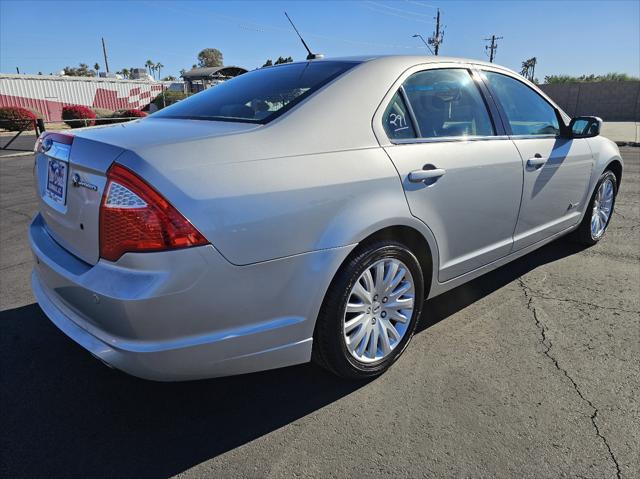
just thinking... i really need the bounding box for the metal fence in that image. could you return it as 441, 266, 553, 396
0, 116, 143, 152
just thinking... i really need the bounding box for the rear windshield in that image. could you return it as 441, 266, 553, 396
154, 61, 359, 124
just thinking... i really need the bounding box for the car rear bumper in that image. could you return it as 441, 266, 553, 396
29, 213, 354, 381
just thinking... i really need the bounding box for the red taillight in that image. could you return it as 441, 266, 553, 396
99, 163, 208, 262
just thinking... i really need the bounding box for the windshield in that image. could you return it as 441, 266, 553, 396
155, 61, 359, 124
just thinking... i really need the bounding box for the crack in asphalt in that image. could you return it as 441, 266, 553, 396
523, 288, 639, 315
518, 278, 623, 479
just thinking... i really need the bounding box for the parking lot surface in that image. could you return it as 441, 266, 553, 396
1, 148, 638, 478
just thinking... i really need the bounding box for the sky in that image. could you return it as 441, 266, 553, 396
1, 0, 638, 81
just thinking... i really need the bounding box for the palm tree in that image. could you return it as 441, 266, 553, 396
155, 62, 164, 81
145, 59, 154, 77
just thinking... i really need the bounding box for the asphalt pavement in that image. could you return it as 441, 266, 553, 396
0, 149, 638, 478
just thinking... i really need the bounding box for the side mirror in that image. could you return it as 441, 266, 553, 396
569, 116, 602, 139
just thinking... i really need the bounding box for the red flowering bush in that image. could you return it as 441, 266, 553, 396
110, 108, 148, 124
0, 106, 38, 131
119, 109, 147, 118
62, 105, 96, 128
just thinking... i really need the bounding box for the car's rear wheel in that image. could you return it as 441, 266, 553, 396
313, 240, 424, 378
574, 170, 617, 245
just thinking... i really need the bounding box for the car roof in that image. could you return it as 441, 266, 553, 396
280, 54, 517, 75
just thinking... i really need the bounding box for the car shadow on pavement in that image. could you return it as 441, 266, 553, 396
0, 239, 586, 478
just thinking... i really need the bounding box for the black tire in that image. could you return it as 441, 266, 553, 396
312, 240, 424, 378
573, 170, 618, 246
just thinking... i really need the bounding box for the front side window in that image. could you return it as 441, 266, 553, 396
483, 71, 559, 136
401, 69, 495, 139
155, 61, 358, 124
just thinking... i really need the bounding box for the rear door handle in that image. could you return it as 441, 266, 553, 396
408, 168, 447, 183
527, 154, 548, 168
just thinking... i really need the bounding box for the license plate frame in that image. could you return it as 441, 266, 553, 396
46, 156, 69, 205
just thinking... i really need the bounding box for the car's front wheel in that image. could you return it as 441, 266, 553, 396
313, 240, 424, 378
574, 170, 618, 245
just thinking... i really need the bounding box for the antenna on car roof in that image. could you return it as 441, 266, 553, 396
284, 12, 324, 61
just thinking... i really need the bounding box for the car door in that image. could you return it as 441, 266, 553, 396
480, 70, 594, 250
376, 66, 524, 283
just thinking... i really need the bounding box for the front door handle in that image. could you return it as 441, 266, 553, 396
527, 154, 548, 168
408, 168, 447, 183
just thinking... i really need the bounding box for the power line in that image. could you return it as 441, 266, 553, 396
484, 34, 503, 63
368, 0, 435, 18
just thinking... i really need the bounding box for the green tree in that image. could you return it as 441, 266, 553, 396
197, 48, 224, 67
262, 59, 273, 67
162, 75, 176, 81
155, 62, 164, 80
274, 56, 293, 65
145, 59, 155, 77
544, 72, 639, 84
94, 62, 100, 72
63, 63, 97, 77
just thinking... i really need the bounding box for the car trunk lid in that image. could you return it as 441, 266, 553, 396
35, 134, 124, 265
34, 119, 258, 266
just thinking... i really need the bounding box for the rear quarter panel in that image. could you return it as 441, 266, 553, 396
117, 147, 417, 265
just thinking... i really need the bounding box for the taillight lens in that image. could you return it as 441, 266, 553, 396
99, 163, 208, 262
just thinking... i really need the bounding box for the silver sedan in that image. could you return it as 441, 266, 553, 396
30, 56, 623, 380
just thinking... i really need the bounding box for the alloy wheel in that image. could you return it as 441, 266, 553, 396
591, 178, 614, 239
343, 258, 415, 363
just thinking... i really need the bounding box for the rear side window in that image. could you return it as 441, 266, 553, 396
383, 92, 416, 140
483, 71, 559, 136
401, 69, 495, 139
155, 61, 358, 124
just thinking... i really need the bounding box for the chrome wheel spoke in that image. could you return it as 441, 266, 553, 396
357, 327, 372, 356
389, 280, 411, 299
346, 301, 367, 314
388, 309, 409, 323
344, 313, 367, 334
367, 323, 380, 358
386, 267, 406, 295
352, 281, 372, 303
348, 322, 369, 352
379, 323, 392, 354
382, 318, 401, 342
386, 296, 414, 311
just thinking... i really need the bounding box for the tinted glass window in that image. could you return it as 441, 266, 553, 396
402, 69, 494, 138
383, 92, 417, 140
483, 71, 559, 136
155, 61, 358, 124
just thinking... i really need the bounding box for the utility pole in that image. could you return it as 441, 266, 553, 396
484, 35, 503, 63
429, 8, 444, 56
101, 37, 110, 73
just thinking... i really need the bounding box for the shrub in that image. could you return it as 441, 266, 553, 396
120, 109, 147, 118
110, 109, 147, 124
92, 107, 115, 125
151, 90, 188, 110
62, 105, 96, 128
0, 106, 38, 131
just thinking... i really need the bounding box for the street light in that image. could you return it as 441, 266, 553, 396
412, 34, 434, 55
